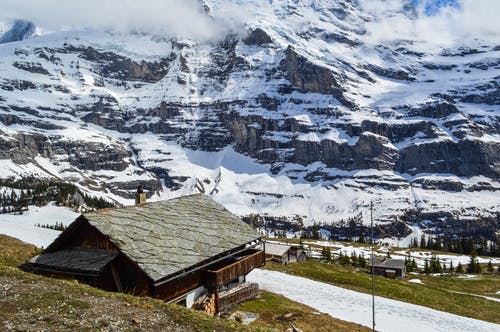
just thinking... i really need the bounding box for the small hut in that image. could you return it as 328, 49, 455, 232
370, 257, 406, 278
265, 242, 307, 264
22, 194, 265, 314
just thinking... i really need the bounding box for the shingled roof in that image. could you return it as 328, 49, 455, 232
265, 242, 291, 257
69, 194, 261, 282
370, 257, 405, 269
28, 248, 119, 276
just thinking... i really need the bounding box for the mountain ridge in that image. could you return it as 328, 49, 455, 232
0, 0, 498, 238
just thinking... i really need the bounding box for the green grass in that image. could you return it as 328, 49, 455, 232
263, 260, 500, 324
0, 234, 41, 266
418, 274, 500, 297
237, 291, 369, 332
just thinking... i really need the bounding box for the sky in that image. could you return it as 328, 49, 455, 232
0, 0, 238, 41
360, 0, 500, 45
412, 0, 459, 15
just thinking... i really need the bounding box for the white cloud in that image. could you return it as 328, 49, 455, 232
0, 0, 242, 41
359, 0, 500, 46
0, 0, 497, 46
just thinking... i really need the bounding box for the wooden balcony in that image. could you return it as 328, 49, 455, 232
202, 249, 264, 289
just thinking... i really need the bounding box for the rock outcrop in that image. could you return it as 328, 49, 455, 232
243, 28, 273, 46
0, 20, 36, 44
280, 46, 351, 106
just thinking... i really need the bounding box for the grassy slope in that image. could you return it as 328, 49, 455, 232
263, 260, 500, 324
417, 274, 500, 298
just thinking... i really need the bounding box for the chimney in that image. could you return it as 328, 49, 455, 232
135, 185, 147, 205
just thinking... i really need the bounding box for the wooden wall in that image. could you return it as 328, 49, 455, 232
154, 271, 204, 301
62, 221, 118, 251
38, 218, 152, 296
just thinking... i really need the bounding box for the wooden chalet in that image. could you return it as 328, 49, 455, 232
264, 242, 307, 264
370, 257, 406, 278
22, 194, 265, 314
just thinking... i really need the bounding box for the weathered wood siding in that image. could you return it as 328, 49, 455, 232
68, 222, 118, 251
45, 217, 118, 252
154, 271, 203, 301
217, 283, 259, 312
203, 249, 265, 289
373, 267, 404, 278
112, 255, 151, 295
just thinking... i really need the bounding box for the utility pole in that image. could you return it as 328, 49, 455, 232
370, 201, 375, 332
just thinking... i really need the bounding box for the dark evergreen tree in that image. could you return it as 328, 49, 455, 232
358, 254, 367, 268
321, 247, 332, 262
413, 237, 419, 248
350, 252, 358, 267
411, 259, 417, 272
475, 260, 482, 274
428, 255, 443, 273
486, 260, 494, 273
339, 251, 350, 265
434, 236, 442, 251
424, 259, 430, 274
358, 228, 365, 244
467, 254, 481, 274
420, 234, 426, 249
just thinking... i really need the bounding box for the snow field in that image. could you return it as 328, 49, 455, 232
247, 269, 500, 332
0, 203, 79, 248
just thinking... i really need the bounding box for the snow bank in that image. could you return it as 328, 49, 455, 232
247, 269, 499, 332
408, 279, 423, 284
0, 204, 79, 248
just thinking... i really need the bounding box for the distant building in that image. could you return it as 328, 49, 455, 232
265, 242, 307, 264
370, 257, 406, 278
22, 194, 265, 314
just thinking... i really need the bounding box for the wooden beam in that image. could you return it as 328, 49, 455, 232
110, 264, 123, 292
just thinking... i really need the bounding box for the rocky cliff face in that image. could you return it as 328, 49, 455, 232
0, 0, 498, 236
0, 20, 35, 44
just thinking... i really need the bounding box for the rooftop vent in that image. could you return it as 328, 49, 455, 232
135, 185, 146, 205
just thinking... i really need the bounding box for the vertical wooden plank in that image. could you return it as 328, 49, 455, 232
110, 264, 123, 292
214, 291, 220, 314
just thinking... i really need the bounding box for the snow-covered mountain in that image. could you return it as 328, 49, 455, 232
0, 20, 36, 44
0, 0, 498, 237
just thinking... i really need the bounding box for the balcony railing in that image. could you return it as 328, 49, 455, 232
203, 249, 264, 289
217, 282, 259, 312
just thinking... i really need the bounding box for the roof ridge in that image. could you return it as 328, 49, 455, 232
84, 193, 210, 216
